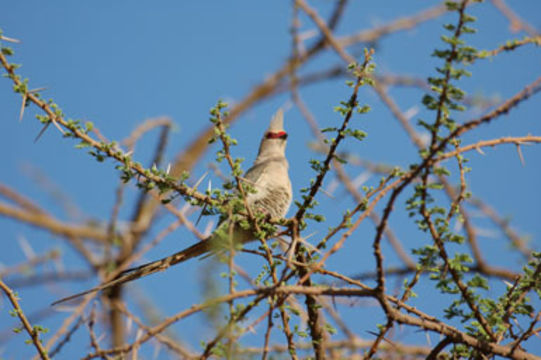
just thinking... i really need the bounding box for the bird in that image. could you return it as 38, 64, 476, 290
52, 109, 292, 305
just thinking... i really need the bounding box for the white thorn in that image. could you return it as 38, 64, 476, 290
96, 332, 106, 344
515, 144, 525, 166
19, 94, 27, 122
193, 171, 209, 190
29, 87, 47, 94
325, 178, 339, 196
135, 328, 144, 341
403, 105, 419, 120
126, 317, 133, 334
17, 235, 35, 259
352, 171, 372, 189
0, 35, 21, 43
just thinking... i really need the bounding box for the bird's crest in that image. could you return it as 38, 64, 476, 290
267, 109, 284, 133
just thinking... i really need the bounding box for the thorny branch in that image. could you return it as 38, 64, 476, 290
1, 1, 540, 359
0, 280, 50, 360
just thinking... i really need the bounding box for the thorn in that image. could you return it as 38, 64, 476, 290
19, 93, 27, 122
194, 176, 212, 227
515, 144, 525, 166
318, 185, 335, 199
193, 171, 209, 190
49, 116, 66, 136
425, 331, 432, 346
152, 343, 163, 360
135, 328, 144, 341
302, 231, 318, 241
238, 176, 255, 186
180, 202, 191, 215
28, 87, 47, 94
165, 163, 171, 175
203, 219, 215, 237
475, 146, 485, 155
53, 304, 80, 312
53, 253, 64, 273
298, 237, 320, 254
473, 226, 498, 238
0, 35, 21, 43
124, 150, 133, 157
288, 234, 320, 255
195, 204, 207, 226
403, 105, 419, 120
299, 29, 318, 42
352, 171, 372, 189
96, 332, 106, 344
453, 218, 464, 232
246, 325, 256, 334
34, 122, 51, 143
419, 132, 431, 147
17, 235, 35, 259
325, 178, 339, 196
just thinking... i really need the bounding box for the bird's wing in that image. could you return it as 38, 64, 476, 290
242, 161, 269, 205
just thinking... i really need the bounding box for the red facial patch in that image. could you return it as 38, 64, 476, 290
266, 131, 287, 139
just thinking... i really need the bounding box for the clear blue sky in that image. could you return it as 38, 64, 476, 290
1, 1, 540, 358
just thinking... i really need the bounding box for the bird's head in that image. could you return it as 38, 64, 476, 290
257, 109, 288, 159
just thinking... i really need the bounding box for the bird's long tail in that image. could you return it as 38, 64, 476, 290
52, 240, 212, 305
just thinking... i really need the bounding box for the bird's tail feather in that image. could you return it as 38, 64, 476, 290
52, 240, 211, 306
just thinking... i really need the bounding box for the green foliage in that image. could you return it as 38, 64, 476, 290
408, 0, 513, 343
33, 325, 49, 334
2, 4, 539, 357
297, 52, 373, 230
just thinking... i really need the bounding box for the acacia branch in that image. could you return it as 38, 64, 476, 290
0, 201, 108, 243
0, 280, 50, 360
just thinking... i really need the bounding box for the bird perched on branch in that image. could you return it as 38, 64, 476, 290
53, 109, 292, 305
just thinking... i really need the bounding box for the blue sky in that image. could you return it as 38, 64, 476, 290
1, 1, 540, 359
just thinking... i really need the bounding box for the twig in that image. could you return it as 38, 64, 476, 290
0, 249, 60, 278
82, 286, 375, 359
0, 280, 50, 360
468, 196, 532, 258
0, 201, 108, 243
490, 0, 540, 36
48, 315, 84, 358
0, 183, 46, 214
436, 136, 541, 162
478, 36, 541, 58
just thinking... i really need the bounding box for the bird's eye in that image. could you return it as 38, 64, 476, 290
266, 131, 288, 140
